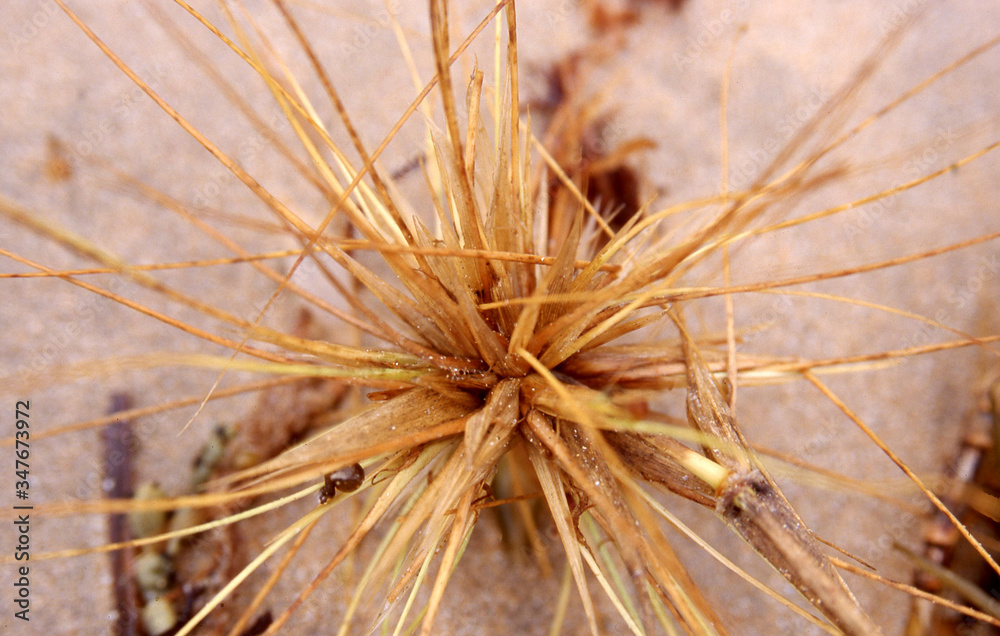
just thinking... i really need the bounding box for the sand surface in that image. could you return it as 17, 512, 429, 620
2, 1, 999, 634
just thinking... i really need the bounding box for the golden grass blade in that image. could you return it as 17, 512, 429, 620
175, 502, 332, 636
219, 387, 475, 486
0, 246, 287, 361
525, 420, 601, 636
225, 512, 320, 636
0, 377, 299, 446
578, 545, 645, 636
831, 557, 1000, 629
418, 486, 476, 635
633, 487, 838, 635
805, 371, 1000, 581
271, 443, 445, 634
22, 483, 319, 563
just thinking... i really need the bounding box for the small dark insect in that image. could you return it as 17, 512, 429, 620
318, 463, 365, 505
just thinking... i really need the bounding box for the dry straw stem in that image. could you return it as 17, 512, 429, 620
2, 0, 1000, 634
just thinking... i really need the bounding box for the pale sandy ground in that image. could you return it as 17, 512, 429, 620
2, 1, 1000, 634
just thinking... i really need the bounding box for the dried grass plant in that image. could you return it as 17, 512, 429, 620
2, 1, 1000, 634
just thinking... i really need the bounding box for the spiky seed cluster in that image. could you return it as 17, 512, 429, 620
190, 2, 889, 634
